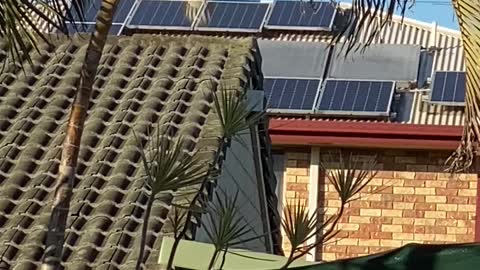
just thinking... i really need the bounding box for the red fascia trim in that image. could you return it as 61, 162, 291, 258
269, 119, 463, 149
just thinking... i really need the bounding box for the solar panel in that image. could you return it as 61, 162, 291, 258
265, 1, 336, 30
72, 0, 134, 23
195, 1, 270, 32
317, 79, 395, 116
264, 78, 321, 112
330, 44, 421, 82
128, 0, 200, 29
64, 23, 124, 35
430, 71, 466, 105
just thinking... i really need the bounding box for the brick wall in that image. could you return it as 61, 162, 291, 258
281, 149, 477, 261
281, 151, 310, 254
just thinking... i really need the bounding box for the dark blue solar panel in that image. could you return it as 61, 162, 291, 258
72, 0, 133, 23
264, 78, 320, 111
266, 1, 336, 30
129, 0, 197, 28
318, 79, 394, 115
430, 71, 466, 104
195, 2, 269, 31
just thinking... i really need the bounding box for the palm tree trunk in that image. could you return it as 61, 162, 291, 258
447, 0, 480, 172
41, 1, 120, 269
136, 195, 154, 270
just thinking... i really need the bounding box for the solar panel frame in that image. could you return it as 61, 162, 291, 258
127, 0, 204, 30
316, 78, 396, 117
63, 22, 124, 35
263, 77, 322, 114
429, 71, 466, 106
71, 0, 138, 24
264, 1, 337, 31
194, 1, 271, 33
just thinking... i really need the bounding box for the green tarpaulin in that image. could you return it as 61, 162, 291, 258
291, 243, 480, 270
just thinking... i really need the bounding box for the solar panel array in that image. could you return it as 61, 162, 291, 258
121, 0, 338, 32
264, 78, 321, 111
265, 1, 336, 30
430, 71, 466, 105
317, 79, 395, 116
67, 0, 136, 35
196, 1, 270, 32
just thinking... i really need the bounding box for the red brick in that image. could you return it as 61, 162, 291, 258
403, 210, 424, 218
447, 197, 469, 204
370, 247, 392, 254
437, 188, 458, 196
296, 191, 309, 199
349, 231, 371, 239
371, 232, 393, 239
372, 217, 393, 224
374, 186, 394, 194
286, 183, 308, 191
382, 194, 404, 201
447, 212, 468, 220
336, 253, 353, 259
436, 219, 457, 227
415, 173, 436, 180
468, 196, 477, 204
349, 201, 371, 208
425, 226, 446, 234
425, 241, 447, 245
359, 224, 381, 232
336, 231, 349, 238
371, 201, 393, 209
403, 225, 425, 234
325, 192, 340, 200
404, 195, 425, 203
344, 208, 361, 216
347, 246, 369, 254
414, 202, 436, 210
404, 180, 426, 187
324, 245, 347, 253
446, 181, 469, 189
377, 171, 394, 178
339, 216, 349, 223
456, 235, 474, 242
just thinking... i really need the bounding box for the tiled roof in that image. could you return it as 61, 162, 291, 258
0, 34, 261, 269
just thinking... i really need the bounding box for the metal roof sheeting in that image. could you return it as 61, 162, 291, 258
266, 12, 465, 126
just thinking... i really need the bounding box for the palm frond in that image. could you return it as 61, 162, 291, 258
0, 0, 91, 71
202, 189, 262, 269
320, 151, 378, 204
213, 83, 266, 142
330, 0, 413, 55
445, 0, 480, 173
135, 128, 208, 195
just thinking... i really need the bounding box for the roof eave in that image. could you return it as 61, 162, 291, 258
269, 119, 462, 150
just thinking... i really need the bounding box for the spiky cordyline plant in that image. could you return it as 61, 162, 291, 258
314, 0, 480, 172
202, 189, 261, 270
281, 151, 378, 268
165, 81, 266, 269
135, 126, 208, 270
212, 82, 266, 144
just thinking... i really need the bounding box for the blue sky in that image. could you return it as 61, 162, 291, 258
337, 0, 458, 30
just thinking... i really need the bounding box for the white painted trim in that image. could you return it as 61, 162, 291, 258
306, 147, 320, 262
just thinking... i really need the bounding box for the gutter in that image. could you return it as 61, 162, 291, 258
269, 119, 462, 150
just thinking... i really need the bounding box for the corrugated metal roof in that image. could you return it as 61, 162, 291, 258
264, 12, 465, 126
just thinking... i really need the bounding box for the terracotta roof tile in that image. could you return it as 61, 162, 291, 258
0, 34, 259, 269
